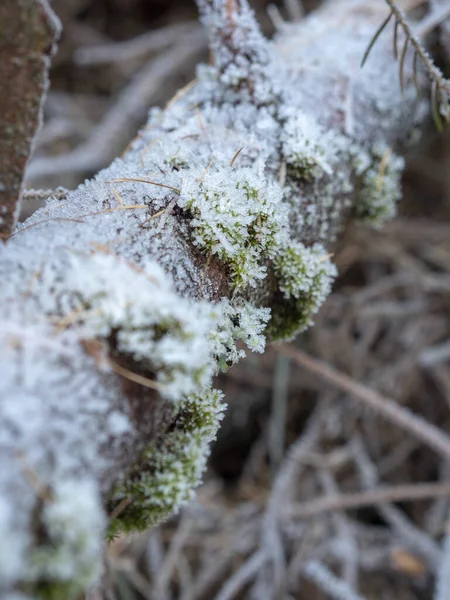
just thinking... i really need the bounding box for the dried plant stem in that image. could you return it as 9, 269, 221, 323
287, 482, 450, 519
22, 188, 68, 202
384, 0, 450, 94
211, 550, 267, 600
278, 345, 450, 460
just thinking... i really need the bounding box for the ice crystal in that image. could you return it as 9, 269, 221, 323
281, 111, 335, 180
211, 299, 271, 370
179, 163, 289, 289
29, 478, 105, 592
38, 251, 221, 402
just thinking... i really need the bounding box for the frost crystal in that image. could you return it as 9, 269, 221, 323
39, 251, 221, 402
281, 111, 335, 179
211, 300, 271, 370
179, 163, 289, 289
30, 478, 105, 589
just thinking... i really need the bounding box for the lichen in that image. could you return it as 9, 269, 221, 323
108, 387, 226, 535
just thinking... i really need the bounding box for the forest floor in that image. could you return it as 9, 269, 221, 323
25, 0, 450, 598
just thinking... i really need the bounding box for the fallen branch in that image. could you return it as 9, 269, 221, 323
0, 0, 448, 596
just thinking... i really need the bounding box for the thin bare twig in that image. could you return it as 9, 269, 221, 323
0, 0, 60, 237
211, 550, 266, 600
277, 345, 450, 460
283, 0, 304, 22
434, 518, 450, 600
22, 187, 68, 202
154, 517, 193, 597
287, 482, 450, 519
352, 435, 441, 570
268, 353, 290, 471
74, 22, 201, 66
303, 561, 368, 600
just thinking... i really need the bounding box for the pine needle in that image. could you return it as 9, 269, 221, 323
108, 358, 163, 391
361, 9, 394, 67
230, 147, 244, 168
111, 177, 181, 194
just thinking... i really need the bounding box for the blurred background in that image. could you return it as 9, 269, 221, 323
25, 0, 450, 598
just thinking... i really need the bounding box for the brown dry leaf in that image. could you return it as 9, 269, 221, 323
390, 547, 427, 577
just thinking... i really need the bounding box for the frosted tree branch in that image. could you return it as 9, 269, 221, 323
0, 0, 443, 596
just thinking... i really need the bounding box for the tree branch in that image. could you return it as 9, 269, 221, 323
0, 0, 437, 596
0, 0, 60, 239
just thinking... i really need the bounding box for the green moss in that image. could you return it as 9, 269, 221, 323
108, 388, 225, 535
266, 296, 308, 341
268, 241, 337, 340
285, 150, 327, 182
32, 580, 83, 600
178, 167, 288, 290
354, 144, 404, 227
280, 112, 336, 183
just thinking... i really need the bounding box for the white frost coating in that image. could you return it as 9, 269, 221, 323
0, 319, 127, 597
0, 321, 125, 477
281, 111, 336, 178
107, 411, 131, 436
0, 0, 430, 595
237, 302, 271, 353
179, 162, 289, 287
274, 242, 337, 303
0, 498, 27, 588
29, 478, 105, 584
211, 300, 271, 369
196, 0, 281, 105
38, 251, 221, 402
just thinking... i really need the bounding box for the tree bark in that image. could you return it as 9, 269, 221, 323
0, 0, 439, 597
0, 0, 60, 239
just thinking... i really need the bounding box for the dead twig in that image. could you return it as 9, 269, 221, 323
277, 344, 450, 461
74, 22, 202, 66
286, 482, 450, 519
